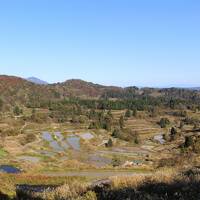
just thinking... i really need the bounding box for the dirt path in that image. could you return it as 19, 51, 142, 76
20, 122, 28, 134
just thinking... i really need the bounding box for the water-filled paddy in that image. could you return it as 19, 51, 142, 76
67, 135, 80, 150
79, 132, 94, 140
42, 131, 81, 152
0, 165, 21, 174
154, 134, 165, 144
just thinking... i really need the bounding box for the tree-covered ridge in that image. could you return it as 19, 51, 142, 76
0, 75, 200, 111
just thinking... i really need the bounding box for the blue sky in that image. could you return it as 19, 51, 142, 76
0, 0, 199, 87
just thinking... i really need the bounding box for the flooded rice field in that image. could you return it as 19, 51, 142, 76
79, 132, 94, 140
10, 129, 155, 170
154, 134, 165, 144
0, 165, 21, 174
42, 132, 81, 151
67, 135, 80, 150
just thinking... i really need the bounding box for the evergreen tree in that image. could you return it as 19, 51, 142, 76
132, 108, 137, 117
159, 118, 170, 128
171, 127, 177, 135
170, 127, 178, 141
13, 106, 23, 116
125, 109, 131, 118
119, 115, 124, 129
106, 138, 113, 147
107, 110, 113, 119
184, 136, 193, 148
76, 105, 82, 115
112, 128, 121, 138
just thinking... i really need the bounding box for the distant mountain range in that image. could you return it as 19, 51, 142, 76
0, 75, 200, 110
27, 77, 48, 85
26, 76, 200, 90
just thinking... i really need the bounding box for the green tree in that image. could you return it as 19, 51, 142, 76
76, 105, 82, 115
89, 121, 100, 129
149, 106, 158, 117
119, 115, 124, 129
125, 109, 131, 118
107, 110, 113, 119
170, 127, 178, 141
184, 136, 194, 148
132, 108, 137, 117
13, 106, 23, 116
159, 118, 170, 128
171, 127, 177, 135
104, 114, 112, 131
88, 109, 96, 119
112, 128, 121, 138
134, 133, 140, 144
112, 156, 121, 167
106, 138, 113, 147
169, 99, 175, 109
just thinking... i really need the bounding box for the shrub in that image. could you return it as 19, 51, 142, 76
112, 128, 121, 138
21, 133, 37, 145
132, 108, 137, 117
119, 115, 125, 129
184, 136, 194, 148
112, 156, 122, 167
125, 109, 131, 118
106, 138, 113, 147
159, 118, 170, 128
13, 106, 23, 116
170, 127, 179, 141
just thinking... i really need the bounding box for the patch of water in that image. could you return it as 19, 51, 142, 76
79, 132, 94, 140
88, 154, 111, 167
39, 150, 56, 157
50, 141, 64, 152
42, 132, 80, 152
42, 132, 64, 152
18, 156, 40, 163
60, 141, 69, 150
154, 134, 165, 144
67, 136, 80, 150
0, 165, 21, 174
54, 132, 64, 141
42, 132, 53, 142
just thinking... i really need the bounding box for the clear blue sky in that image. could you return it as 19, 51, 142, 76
0, 0, 199, 87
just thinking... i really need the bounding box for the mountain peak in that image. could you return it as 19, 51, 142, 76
27, 77, 48, 85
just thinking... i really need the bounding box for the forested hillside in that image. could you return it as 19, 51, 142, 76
0, 75, 200, 111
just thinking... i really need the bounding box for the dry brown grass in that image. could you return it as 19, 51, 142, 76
25, 180, 97, 200
110, 167, 177, 189
0, 173, 86, 197
32, 180, 89, 200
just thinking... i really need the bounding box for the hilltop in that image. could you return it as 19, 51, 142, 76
0, 75, 200, 110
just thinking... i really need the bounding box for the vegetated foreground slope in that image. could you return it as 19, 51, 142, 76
2, 168, 200, 200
